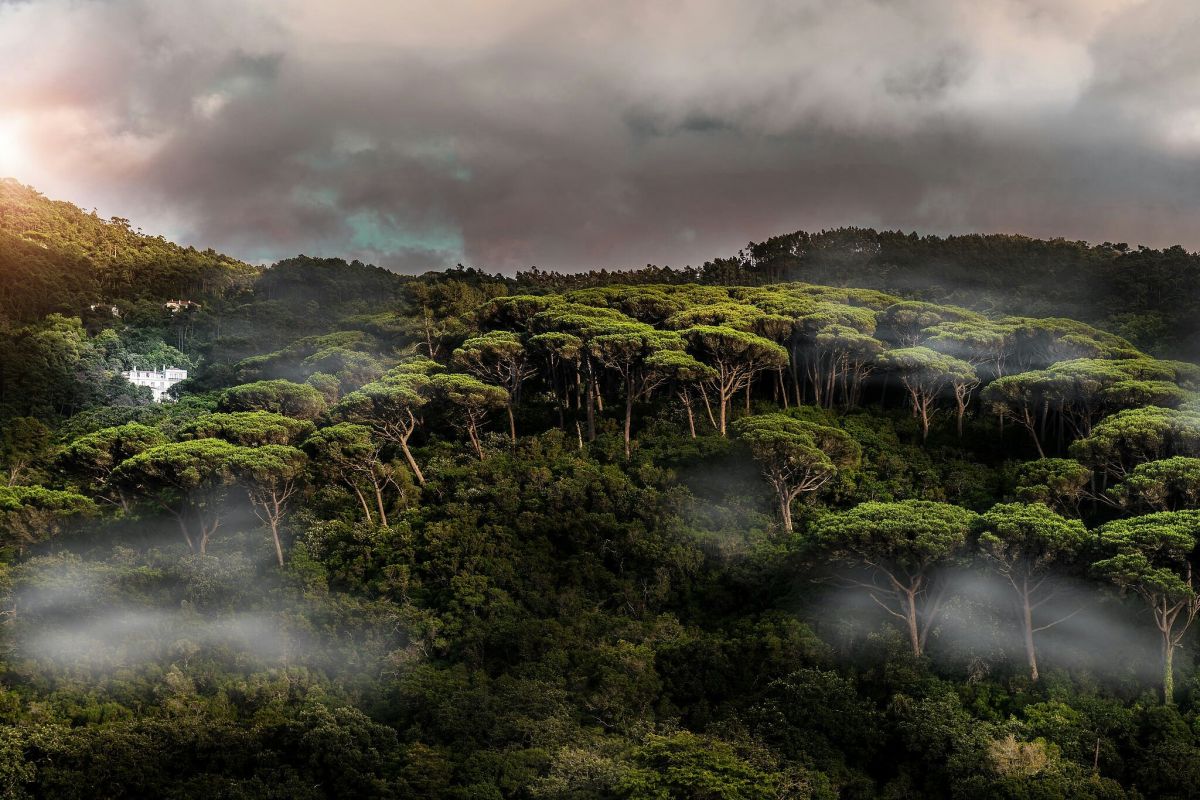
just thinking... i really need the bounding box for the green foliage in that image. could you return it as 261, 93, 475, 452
179, 411, 314, 446
111, 439, 250, 553
1070, 407, 1200, 480
812, 500, 977, 656
1093, 512, 1200, 603
733, 413, 860, 532
1014, 458, 1092, 516
814, 500, 978, 575
976, 502, 1089, 572
217, 379, 328, 421
1094, 511, 1200, 702
0, 485, 95, 555
616, 732, 784, 800
1110, 457, 1200, 512
0, 417, 53, 486
0, 314, 149, 419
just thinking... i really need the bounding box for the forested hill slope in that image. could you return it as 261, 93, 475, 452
518, 229, 1200, 360
0, 179, 256, 323
6, 180, 1200, 796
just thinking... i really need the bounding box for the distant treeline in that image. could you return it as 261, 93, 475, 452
512, 229, 1200, 359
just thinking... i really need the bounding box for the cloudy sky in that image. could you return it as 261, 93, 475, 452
2, 0, 1199, 272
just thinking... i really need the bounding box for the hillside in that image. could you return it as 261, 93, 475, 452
4, 188, 1200, 797
0, 179, 257, 323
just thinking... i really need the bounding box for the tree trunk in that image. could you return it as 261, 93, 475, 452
916, 394, 931, 442
700, 388, 717, 431
507, 403, 517, 447
955, 388, 968, 438
905, 588, 922, 656
373, 483, 389, 527
586, 378, 596, 441
399, 438, 426, 486
1022, 582, 1039, 682
198, 516, 219, 555
778, 489, 793, 533
269, 518, 284, 568
174, 511, 195, 552
1023, 409, 1046, 458
623, 391, 633, 459
1163, 626, 1176, 705
791, 345, 803, 407
718, 389, 728, 436
467, 421, 483, 460
681, 390, 697, 438
351, 484, 374, 523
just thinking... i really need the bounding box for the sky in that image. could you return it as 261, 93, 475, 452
2, 0, 1199, 273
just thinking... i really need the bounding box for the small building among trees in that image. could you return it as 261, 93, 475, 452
122, 367, 187, 402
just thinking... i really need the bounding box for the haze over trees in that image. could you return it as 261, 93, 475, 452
5, 182, 1200, 796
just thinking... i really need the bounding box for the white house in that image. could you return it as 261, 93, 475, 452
123, 367, 188, 402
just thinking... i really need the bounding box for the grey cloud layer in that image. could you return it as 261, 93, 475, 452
2, 0, 1198, 272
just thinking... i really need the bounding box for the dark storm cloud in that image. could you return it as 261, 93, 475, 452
2, 0, 1198, 272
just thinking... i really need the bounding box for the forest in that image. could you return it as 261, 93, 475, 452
4, 181, 1200, 798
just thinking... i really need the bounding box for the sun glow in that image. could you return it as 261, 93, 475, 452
0, 121, 28, 178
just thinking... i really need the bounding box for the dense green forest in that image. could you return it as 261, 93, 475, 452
6, 182, 1200, 798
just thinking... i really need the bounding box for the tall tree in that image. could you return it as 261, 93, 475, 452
334, 376, 430, 486
0, 485, 96, 554
533, 303, 638, 441
589, 326, 683, 457
733, 413, 859, 533
178, 411, 313, 447
880, 301, 982, 347
644, 349, 717, 438
112, 439, 245, 554
1093, 511, 1200, 703
218, 379, 327, 421
975, 502, 1090, 681
1070, 407, 1200, 485
813, 500, 977, 656
528, 331, 583, 430
924, 319, 1013, 380
790, 302, 879, 408
984, 373, 1050, 458
59, 423, 167, 510
233, 445, 308, 567
1110, 457, 1200, 512
304, 423, 403, 526
428, 373, 509, 460
879, 347, 977, 440
452, 331, 535, 446
681, 326, 788, 436
1013, 458, 1092, 517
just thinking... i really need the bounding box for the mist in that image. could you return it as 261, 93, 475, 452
806, 565, 1167, 688
6, 525, 409, 680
